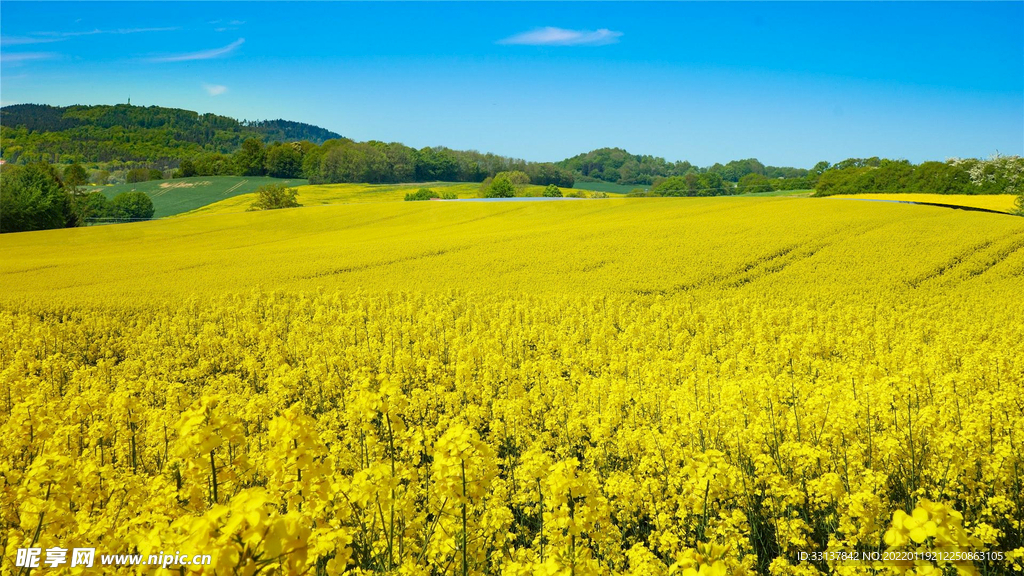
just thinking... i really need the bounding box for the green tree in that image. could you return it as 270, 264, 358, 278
74, 190, 110, 222
0, 162, 77, 233
248, 183, 300, 210
175, 159, 197, 178
495, 170, 529, 193
108, 191, 155, 221
234, 138, 267, 176
542, 184, 563, 197
265, 144, 303, 178
405, 188, 440, 201
92, 170, 110, 185
126, 168, 152, 183
63, 163, 89, 189
148, 168, 164, 181
738, 173, 773, 194
485, 175, 516, 198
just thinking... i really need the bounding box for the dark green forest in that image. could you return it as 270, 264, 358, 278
0, 104, 341, 164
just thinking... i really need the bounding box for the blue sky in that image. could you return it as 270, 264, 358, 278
1, 2, 1022, 167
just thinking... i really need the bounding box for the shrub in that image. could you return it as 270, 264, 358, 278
405, 188, 440, 201
485, 176, 515, 198
542, 184, 563, 198
126, 168, 152, 183
249, 184, 300, 211
441, 191, 458, 200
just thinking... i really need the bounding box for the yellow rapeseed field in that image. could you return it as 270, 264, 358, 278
1, 198, 1023, 575
181, 183, 597, 217
829, 194, 1019, 214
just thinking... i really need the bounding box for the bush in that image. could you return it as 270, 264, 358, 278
542, 184, 563, 197
108, 191, 155, 221
405, 188, 440, 201
591, 192, 609, 199
441, 191, 458, 200
249, 184, 300, 211
126, 168, 151, 183
74, 191, 111, 222
626, 188, 650, 197
485, 176, 516, 198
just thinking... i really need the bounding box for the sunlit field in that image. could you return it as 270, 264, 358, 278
180, 182, 608, 217
830, 193, 1019, 213
2, 198, 1023, 574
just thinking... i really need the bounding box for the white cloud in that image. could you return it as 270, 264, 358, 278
203, 84, 228, 96
0, 52, 59, 64
5, 27, 177, 45
0, 36, 63, 46
149, 38, 244, 63
497, 27, 622, 47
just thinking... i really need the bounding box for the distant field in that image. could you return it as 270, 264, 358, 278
91, 176, 308, 218
180, 182, 606, 216
830, 193, 1019, 213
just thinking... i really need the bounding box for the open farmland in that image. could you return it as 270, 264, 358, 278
829, 193, 1020, 214
181, 182, 608, 217
1, 198, 1023, 574
95, 176, 309, 218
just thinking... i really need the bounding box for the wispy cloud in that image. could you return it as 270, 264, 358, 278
0, 36, 63, 46
0, 52, 59, 64
203, 84, 228, 96
7, 27, 178, 45
148, 38, 244, 63
498, 27, 623, 47
38, 26, 178, 38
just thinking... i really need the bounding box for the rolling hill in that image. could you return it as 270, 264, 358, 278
0, 103, 341, 164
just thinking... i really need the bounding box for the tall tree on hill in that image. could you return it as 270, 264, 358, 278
265, 144, 303, 178
234, 138, 267, 177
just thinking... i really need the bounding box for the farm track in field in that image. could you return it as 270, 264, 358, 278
908, 231, 1024, 288
302, 246, 474, 279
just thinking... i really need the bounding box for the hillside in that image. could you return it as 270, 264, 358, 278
3, 197, 1021, 302
0, 103, 341, 164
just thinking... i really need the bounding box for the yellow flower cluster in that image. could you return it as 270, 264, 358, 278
0, 288, 1020, 575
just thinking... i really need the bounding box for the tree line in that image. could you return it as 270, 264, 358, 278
556, 148, 812, 186
171, 138, 577, 187
812, 156, 1024, 198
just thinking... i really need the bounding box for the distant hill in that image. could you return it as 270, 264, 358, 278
0, 103, 342, 165
557, 147, 809, 185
